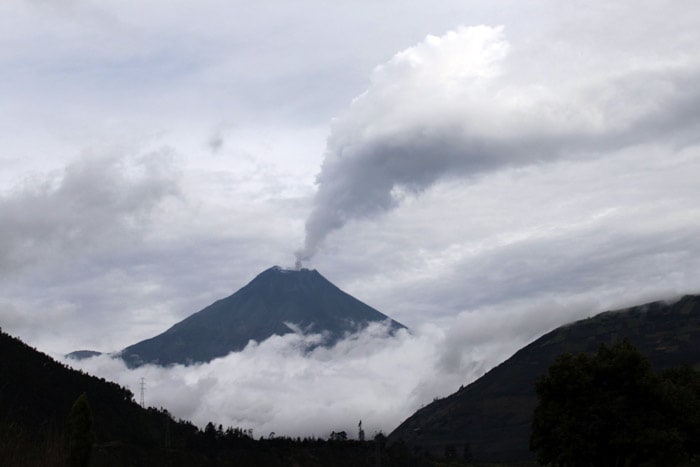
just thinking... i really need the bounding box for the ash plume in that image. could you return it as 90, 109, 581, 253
296, 25, 700, 263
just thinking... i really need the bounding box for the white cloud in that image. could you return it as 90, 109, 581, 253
62, 319, 533, 438
297, 24, 700, 262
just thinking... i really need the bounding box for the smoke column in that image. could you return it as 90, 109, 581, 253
296, 25, 700, 264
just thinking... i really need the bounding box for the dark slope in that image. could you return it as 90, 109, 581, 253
0, 327, 204, 464
388, 294, 700, 463
121, 266, 406, 367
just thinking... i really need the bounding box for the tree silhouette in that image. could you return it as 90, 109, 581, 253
658, 365, 700, 460
329, 430, 348, 441
68, 393, 95, 467
531, 340, 698, 466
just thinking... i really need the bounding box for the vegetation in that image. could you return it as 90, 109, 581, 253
531, 340, 700, 466
67, 394, 95, 467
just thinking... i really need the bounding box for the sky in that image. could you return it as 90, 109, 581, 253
2, 0, 700, 438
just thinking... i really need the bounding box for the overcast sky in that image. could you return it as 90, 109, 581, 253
2, 0, 700, 437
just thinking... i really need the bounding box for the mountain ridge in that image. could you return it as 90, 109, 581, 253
388, 294, 700, 462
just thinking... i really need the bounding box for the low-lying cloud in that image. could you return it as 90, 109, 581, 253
296, 25, 700, 263
63, 296, 623, 439
61, 323, 488, 438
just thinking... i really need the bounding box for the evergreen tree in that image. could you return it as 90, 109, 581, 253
68, 393, 95, 467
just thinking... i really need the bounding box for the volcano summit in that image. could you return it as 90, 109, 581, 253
119, 266, 406, 367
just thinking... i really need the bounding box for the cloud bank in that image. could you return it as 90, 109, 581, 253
63, 285, 666, 439
64, 302, 586, 439
297, 25, 700, 262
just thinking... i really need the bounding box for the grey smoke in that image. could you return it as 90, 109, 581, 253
296, 25, 700, 263
208, 133, 224, 153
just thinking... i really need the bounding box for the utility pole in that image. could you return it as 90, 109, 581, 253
139, 377, 146, 407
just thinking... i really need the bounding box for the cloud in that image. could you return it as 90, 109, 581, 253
306, 139, 700, 329
61, 315, 545, 438
0, 147, 179, 276
208, 131, 224, 154
296, 24, 700, 262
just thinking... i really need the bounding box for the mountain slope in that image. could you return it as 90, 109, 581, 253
388, 294, 700, 463
121, 266, 406, 367
0, 326, 205, 465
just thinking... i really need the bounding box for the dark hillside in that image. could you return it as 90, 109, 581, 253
0, 327, 200, 464
388, 294, 700, 463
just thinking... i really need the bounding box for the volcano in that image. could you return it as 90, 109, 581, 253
119, 266, 406, 367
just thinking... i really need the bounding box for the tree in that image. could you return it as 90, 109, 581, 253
462, 442, 473, 462
531, 340, 695, 466
68, 393, 95, 467
658, 365, 700, 460
329, 430, 348, 441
